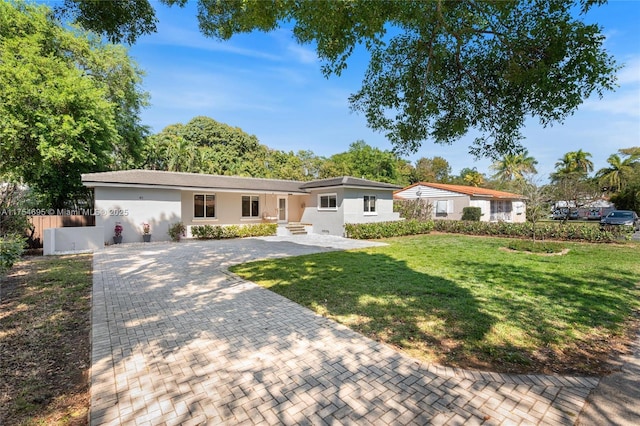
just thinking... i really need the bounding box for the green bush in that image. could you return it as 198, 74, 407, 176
506, 240, 566, 253
432, 219, 629, 243
168, 222, 186, 242
0, 234, 26, 275
461, 207, 482, 221
394, 199, 433, 221
344, 220, 434, 239
191, 223, 277, 239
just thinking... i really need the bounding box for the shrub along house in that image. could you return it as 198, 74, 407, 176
394, 182, 527, 223
81, 170, 401, 243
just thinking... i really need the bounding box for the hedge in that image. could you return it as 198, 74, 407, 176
191, 223, 277, 239
1, 234, 25, 275
344, 220, 434, 239
461, 207, 482, 221
344, 219, 631, 243
432, 220, 631, 243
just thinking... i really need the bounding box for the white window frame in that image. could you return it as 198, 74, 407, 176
241, 195, 260, 218
194, 193, 216, 219
318, 193, 338, 211
364, 195, 377, 215
436, 200, 451, 215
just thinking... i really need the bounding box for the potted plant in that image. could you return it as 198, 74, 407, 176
113, 222, 123, 244
141, 222, 151, 242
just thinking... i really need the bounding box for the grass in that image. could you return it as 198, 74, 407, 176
230, 234, 640, 375
1, 254, 92, 426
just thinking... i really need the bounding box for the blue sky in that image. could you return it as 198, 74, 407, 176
127, 1, 640, 181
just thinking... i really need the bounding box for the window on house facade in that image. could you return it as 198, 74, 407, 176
364, 195, 376, 213
242, 195, 260, 217
194, 194, 216, 218
435, 200, 450, 216
318, 193, 337, 210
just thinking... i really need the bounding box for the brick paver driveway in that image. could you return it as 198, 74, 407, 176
91, 236, 598, 425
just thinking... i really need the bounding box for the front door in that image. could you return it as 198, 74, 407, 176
278, 197, 287, 222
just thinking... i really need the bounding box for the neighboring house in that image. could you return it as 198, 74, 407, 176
553, 198, 615, 220
81, 170, 401, 243
394, 182, 527, 223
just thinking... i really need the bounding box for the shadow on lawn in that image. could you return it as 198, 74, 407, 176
89, 239, 598, 425
456, 257, 640, 374
235, 251, 496, 367
457, 258, 638, 338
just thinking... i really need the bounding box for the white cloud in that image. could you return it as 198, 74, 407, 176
617, 55, 640, 85
140, 21, 282, 62
286, 43, 319, 64
584, 91, 640, 117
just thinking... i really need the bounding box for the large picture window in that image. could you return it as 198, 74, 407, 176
242, 195, 260, 217
364, 195, 376, 213
194, 194, 216, 218
318, 193, 337, 210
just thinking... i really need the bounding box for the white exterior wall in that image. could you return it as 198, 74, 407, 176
397, 185, 527, 223
300, 187, 401, 236
43, 227, 105, 255
343, 188, 400, 224
469, 199, 491, 222
94, 187, 182, 243
300, 188, 345, 236
512, 200, 527, 223
395, 185, 467, 220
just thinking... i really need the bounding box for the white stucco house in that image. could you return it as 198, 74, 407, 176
394, 182, 527, 223
81, 170, 401, 243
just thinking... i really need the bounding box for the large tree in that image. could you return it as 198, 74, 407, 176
0, 1, 148, 208
59, 0, 618, 159
319, 141, 411, 185
413, 157, 451, 183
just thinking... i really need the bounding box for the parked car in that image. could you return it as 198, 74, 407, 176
552, 208, 579, 220
599, 210, 640, 231
586, 208, 602, 220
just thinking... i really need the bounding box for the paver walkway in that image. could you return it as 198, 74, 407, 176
91, 236, 601, 425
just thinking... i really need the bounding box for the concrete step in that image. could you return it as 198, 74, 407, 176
285, 223, 307, 235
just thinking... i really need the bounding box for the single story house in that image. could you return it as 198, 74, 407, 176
81, 170, 401, 243
394, 182, 527, 223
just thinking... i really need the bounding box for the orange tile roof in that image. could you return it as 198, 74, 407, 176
395, 182, 524, 199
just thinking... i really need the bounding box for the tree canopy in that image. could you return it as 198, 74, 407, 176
413, 157, 452, 183
58, 0, 618, 159
0, 1, 148, 208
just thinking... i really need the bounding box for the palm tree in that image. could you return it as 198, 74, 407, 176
571, 149, 594, 174
596, 152, 639, 192
166, 136, 199, 172
490, 150, 538, 182
551, 150, 593, 182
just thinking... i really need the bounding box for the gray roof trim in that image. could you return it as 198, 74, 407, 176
299, 176, 401, 190
84, 181, 299, 195
81, 170, 309, 194
82, 171, 401, 193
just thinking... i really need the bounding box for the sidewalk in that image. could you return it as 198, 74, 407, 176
576, 321, 640, 425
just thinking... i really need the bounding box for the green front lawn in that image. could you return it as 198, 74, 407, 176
230, 234, 640, 375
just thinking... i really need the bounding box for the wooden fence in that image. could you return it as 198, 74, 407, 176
27, 215, 95, 248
